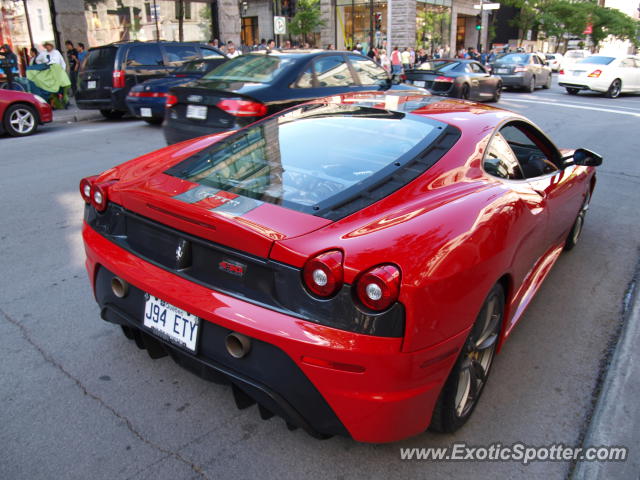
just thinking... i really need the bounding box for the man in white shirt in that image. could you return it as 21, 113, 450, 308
226, 42, 241, 58
41, 42, 67, 70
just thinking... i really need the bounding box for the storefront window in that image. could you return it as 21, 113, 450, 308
84, 0, 214, 47
336, 0, 387, 53
416, 0, 451, 57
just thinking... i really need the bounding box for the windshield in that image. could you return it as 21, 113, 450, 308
416, 61, 460, 72
495, 54, 528, 64
165, 104, 446, 215
201, 55, 292, 83
577, 56, 614, 65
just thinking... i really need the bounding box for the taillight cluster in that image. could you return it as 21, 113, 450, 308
558, 69, 565, 75
588, 69, 602, 78
112, 69, 125, 88
80, 176, 114, 212
217, 99, 267, 117
165, 94, 178, 108
302, 250, 401, 312
434, 76, 454, 83
514, 66, 527, 73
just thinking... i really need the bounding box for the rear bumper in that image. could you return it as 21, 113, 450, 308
558, 78, 608, 93
496, 74, 527, 87
163, 117, 233, 144
125, 96, 166, 119
83, 222, 465, 443
76, 88, 128, 111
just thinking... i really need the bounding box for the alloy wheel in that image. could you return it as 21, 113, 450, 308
9, 108, 36, 135
606, 79, 621, 98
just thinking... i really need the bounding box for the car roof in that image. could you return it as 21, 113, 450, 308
88, 41, 212, 50
246, 49, 365, 60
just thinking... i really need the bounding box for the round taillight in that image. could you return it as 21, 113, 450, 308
92, 183, 109, 212
303, 250, 344, 297
165, 94, 178, 108
79, 176, 97, 204
356, 264, 401, 311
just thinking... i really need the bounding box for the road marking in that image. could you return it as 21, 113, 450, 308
504, 92, 640, 111
502, 98, 640, 117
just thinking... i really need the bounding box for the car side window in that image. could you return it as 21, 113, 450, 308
347, 55, 389, 85
163, 44, 199, 66
619, 58, 635, 68
313, 55, 356, 87
295, 64, 314, 88
500, 124, 559, 178
200, 47, 225, 59
126, 45, 163, 66
469, 62, 486, 73
484, 133, 523, 180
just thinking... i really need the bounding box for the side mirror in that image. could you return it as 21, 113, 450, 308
564, 148, 603, 167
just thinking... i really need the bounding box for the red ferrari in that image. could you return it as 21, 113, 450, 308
81, 92, 601, 443
0, 89, 53, 136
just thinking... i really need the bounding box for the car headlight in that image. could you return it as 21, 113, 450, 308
33, 95, 49, 105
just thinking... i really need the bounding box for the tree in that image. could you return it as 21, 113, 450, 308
288, 0, 325, 45
176, 0, 184, 42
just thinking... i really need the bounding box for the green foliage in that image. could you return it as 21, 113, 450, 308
288, 0, 325, 42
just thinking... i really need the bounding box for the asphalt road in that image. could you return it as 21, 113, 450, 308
1, 81, 639, 480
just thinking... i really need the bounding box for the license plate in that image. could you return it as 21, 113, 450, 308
87, 80, 97, 89
496, 69, 508, 74
573, 71, 583, 76
187, 104, 207, 120
413, 80, 425, 87
140, 107, 152, 117
143, 294, 200, 353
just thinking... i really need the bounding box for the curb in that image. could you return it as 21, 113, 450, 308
571, 260, 640, 479
52, 109, 104, 125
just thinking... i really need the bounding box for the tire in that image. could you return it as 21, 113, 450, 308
429, 284, 504, 433
143, 117, 164, 125
566, 87, 579, 95
605, 79, 621, 98
100, 108, 126, 119
3, 103, 38, 136
564, 189, 591, 251
543, 73, 552, 89
526, 76, 535, 93
490, 82, 502, 102
460, 84, 470, 100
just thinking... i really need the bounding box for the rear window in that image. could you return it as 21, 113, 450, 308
577, 56, 614, 65
416, 60, 460, 72
495, 54, 529, 64
202, 54, 293, 83
83, 47, 116, 70
165, 104, 449, 216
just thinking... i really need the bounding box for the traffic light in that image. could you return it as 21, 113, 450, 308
475, 15, 482, 31
374, 12, 382, 31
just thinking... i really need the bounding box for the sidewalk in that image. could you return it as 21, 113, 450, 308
572, 264, 640, 479
51, 99, 103, 124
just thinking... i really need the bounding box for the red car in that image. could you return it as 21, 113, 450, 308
80, 92, 601, 443
0, 89, 53, 136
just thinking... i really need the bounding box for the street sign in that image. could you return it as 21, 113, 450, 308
583, 23, 593, 35
274, 16, 287, 35
474, 3, 500, 10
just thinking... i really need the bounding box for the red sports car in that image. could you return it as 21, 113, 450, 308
0, 89, 53, 136
80, 92, 601, 443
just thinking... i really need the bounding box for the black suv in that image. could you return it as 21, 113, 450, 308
76, 41, 225, 119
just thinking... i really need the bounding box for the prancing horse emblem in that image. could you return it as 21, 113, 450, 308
175, 239, 191, 269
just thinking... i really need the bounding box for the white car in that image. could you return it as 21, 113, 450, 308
558, 55, 640, 98
545, 53, 563, 72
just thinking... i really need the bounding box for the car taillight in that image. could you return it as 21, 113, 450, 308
112, 69, 125, 88
588, 69, 602, 78
128, 91, 167, 98
79, 176, 114, 212
434, 76, 454, 83
514, 66, 527, 73
217, 99, 267, 117
356, 264, 401, 311
79, 176, 97, 204
302, 250, 344, 297
165, 94, 178, 108
559, 69, 564, 75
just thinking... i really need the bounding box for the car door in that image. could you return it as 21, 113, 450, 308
500, 122, 583, 245
468, 62, 492, 98
346, 55, 391, 91
618, 58, 639, 90
531, 55, 545, 86
124, 44, 168, 88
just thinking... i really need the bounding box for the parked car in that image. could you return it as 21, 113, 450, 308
0, 89, 52, 137
76, 41, 225, 119
126, 57, 228, 124
545, 53, 563, 72
163, 50, 418, 144
558, 55, 640, 98
490, 52, 552, 92
563, 49, 591, 67
404, 59, 502, 102
80, 91, 601, 442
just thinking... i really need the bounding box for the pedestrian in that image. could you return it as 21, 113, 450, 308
267, 39, 276, 50
326, 43, 335, 50
209, 38, 220, 48
390, 46, 402, 75
257, 38, 267, 50
417, 48, 428, 65
0, 44, 19, 89
284, 40, 292, 49
76, 42, 87, 64
409, 47, 416, 68
41, 42, 66, 69
65, 40, 79, 94
401, 47, 411, 71
226, 41, 241, 58
379, 48, 391, 72
353, 43, 362, 54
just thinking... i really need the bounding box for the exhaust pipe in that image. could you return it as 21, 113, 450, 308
225, 332, 251, 359
111, 276, 129, 298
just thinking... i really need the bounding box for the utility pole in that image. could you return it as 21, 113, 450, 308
22, 0, 35, 48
